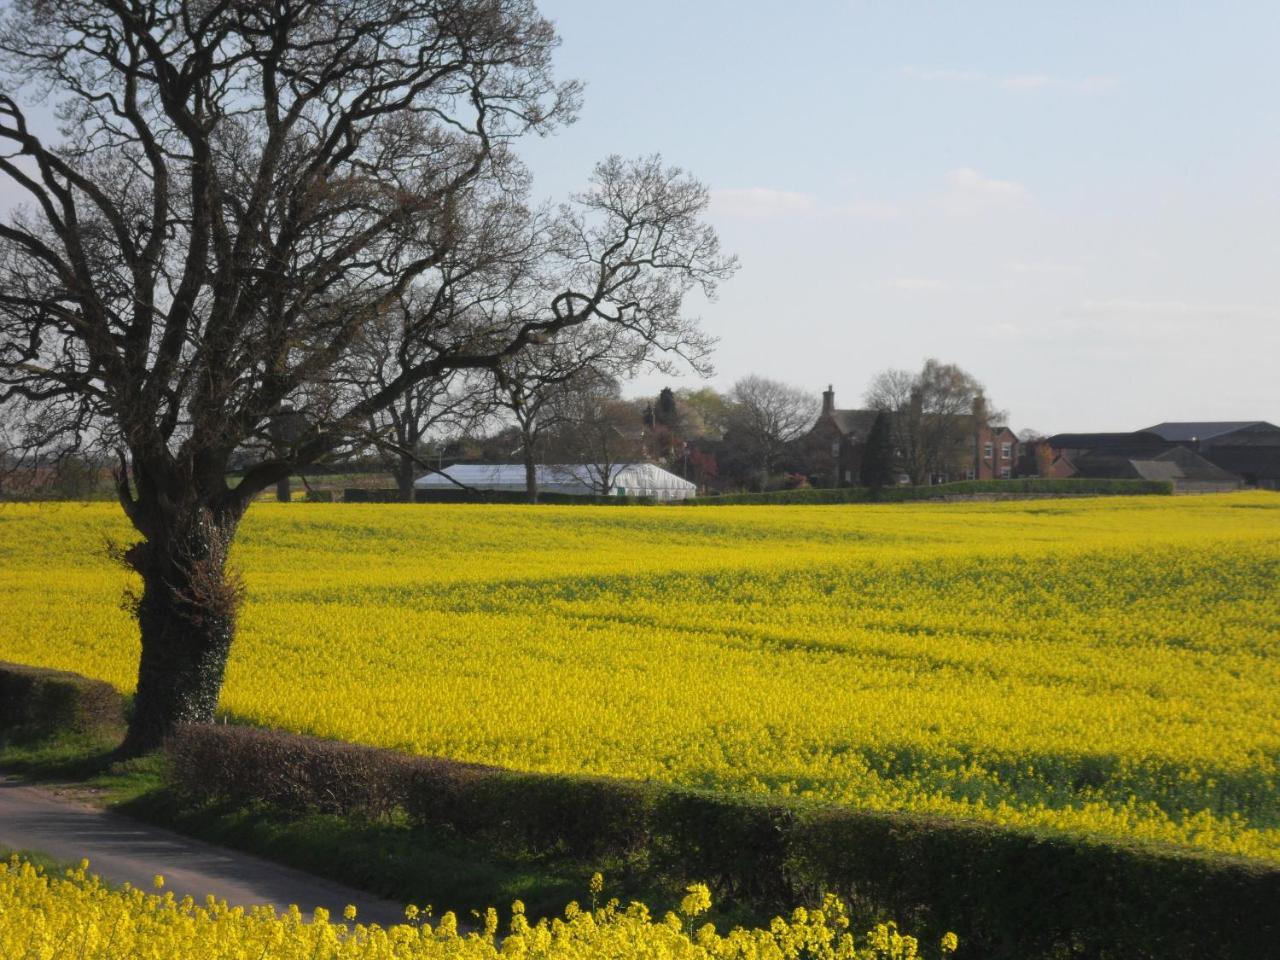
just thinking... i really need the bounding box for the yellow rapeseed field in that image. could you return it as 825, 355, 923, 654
1, 493, 1277, 859
0, 856, 948, 959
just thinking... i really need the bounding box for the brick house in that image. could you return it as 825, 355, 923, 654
802, 386, 1019, 487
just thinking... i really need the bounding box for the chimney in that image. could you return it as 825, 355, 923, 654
908, 386, 922, 420
972, 392, 987, 425
822, 384, 835, 416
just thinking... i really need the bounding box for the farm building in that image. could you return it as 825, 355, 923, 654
1039, 434, 1243, 492
1038, 421, 1279, 489
414, 463, 698, 500
1141, 421, 1280, 489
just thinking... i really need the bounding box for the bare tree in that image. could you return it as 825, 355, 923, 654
345, 302, 486, 503
493, 329, 647, 502
865, 359, 988, 485
545, 376, 645, 495
862, 369, 917, 417
0, 2, 735, 752
723, 375, 820, 483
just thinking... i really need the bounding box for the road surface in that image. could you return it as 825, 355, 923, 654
0, 775, 407, 926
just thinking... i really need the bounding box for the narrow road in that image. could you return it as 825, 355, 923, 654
0, 775, 408, 927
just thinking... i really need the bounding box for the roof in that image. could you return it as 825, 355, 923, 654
817, 407, 1017, 444
828, 409, 881, 438
1046, 431, 1169, 452
1133, 448, 1241, 483
1141, 421, 1277, 442
1074, 446, 1241, 484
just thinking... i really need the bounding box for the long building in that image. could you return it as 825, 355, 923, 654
414, 463, 698, 500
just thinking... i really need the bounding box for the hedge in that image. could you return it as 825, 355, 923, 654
690, 478, 1174, 505
343, 479, 1173, 506
167, 723, 1280, 960
0, 660, 125, 739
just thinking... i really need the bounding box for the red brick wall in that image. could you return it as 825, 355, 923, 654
973, 425, 1018, 479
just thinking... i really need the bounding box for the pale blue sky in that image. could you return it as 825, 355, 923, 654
522, 1, 1280, 432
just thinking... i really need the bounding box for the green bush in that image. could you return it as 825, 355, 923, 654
789, 806, 1280, 960
167, 723, 425, 819
650, 788, 796, 904
405, 769, 660, 860
0, 660, 125, 739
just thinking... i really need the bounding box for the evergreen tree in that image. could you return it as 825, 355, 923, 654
655, 387, 679, 429
859, 412, 896, 488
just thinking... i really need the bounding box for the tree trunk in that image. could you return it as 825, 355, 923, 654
523, 452, 539, 504
395, 453, 416, 502
275, 476, 291, 502
120, 509, 243, 756
519, 422, 539, 504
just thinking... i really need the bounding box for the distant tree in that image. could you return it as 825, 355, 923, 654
0, 410, 108, 500
685, 446, 718, 488
859, 411, 896, 489
340, 189, 559, 502
494, 345, 630, 503
546, 377, 646, 495
862, 368, 918, 414
1028, 437, 1061, 478
723, 375, 820, 486
358, 362, 482, 503
675, 387, 732, 441
865, 359, 988, 485
655, 387, 679, 430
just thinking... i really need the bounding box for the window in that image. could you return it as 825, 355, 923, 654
844, 470, 852, 483
1001, 442, 1012, 460
831, 441, 840, 457
1000, 466, 1012, 479
983, 443, 993, 460
964, 468, 976, 480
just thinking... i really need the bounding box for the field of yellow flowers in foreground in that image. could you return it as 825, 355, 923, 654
1, 494, 1277, 860
0, 856, 948, 960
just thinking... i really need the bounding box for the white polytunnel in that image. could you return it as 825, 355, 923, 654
414, 463, 698, 500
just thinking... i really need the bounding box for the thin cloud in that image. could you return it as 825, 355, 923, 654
1005, 258, 1080, 275
832, 199, 903, 220
1078, 298, 1269, 321
886, 276, 950, 292
900, 66, 983, 84
983, 299, 1273, 345
943, 168, 1030, 217
710, 187, 816, 219
902, 65, 1119, 93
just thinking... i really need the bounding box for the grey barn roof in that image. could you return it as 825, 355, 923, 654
1074, 446, 1241, 484
1141, 421, 1270, 442
1047, 431, 1168, 451
1128, 447, 1241, 483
